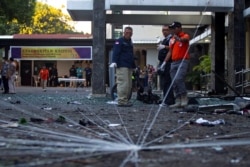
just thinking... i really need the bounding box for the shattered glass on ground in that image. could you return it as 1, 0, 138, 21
1, 87, 250, 167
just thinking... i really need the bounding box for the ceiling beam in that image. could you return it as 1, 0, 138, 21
244, 7, 250, 17
106, 14, 211, 25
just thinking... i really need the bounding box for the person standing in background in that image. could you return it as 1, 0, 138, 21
76, 65, 84, 87
1, 57, 9, 94
8, 57, 17, 94
69, 64, 77, 87
143, 65, 148, 89
147, 69, 153, 88
157, 25, 175, 106
39, 65, 49, 92
110, 26, 136, 107
50, 64, 58, 87
76, 65, 83, 79
84, 64, 92, 87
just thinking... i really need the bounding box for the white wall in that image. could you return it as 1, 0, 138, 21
146, 48, 159, 69
57, 61, 75, 77
123, 25, 162, 69
125, 25, 162, 40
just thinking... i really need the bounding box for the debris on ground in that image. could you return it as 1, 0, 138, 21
191, 117, 225, 126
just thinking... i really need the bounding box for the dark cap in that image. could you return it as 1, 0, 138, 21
169, 21, 182, 28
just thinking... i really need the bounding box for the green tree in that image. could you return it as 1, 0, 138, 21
0, 0, 36, 34
20, 2, 76, 34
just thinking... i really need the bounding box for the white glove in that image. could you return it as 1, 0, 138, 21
160, 62, 166, 71
157, 44, 165, 50
109, 63, 117, 68
156, 37, 162, 44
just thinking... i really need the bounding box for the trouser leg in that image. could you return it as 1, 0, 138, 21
163, 62, 175, 105
116, 68, 132, 104
2, 76, 9, 93
8, 75, 16, 93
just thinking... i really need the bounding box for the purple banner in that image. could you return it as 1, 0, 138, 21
10, 46, 92, 60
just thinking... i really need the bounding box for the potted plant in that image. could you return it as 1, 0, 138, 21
192, 55, 211, 74
186, 71, 201, 90
186, 55, 211, 90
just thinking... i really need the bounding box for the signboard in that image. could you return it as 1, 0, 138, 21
10, 46, 92, 60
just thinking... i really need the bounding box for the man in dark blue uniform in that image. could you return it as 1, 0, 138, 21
157, 25, 175, 106
110, 26, 136, 107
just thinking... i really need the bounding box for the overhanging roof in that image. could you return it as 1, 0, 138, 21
67, 0, 234, 22
106, 14, 211, 25
244, 7, 250, 18
13, 34, 92, 39
107, 0, 234, 11
0, 35, 115, 47
190, 28, 211, 45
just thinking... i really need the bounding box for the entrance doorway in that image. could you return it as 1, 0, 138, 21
20, 60, 32, 86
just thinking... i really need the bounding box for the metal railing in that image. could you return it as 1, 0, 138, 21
200, 73, 211, 94
235, 68, 250, 94
200, 68, 250, 95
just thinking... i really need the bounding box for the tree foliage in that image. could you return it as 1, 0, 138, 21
0, 1, 77, 34
0, 0, 36, 34
20, 2, 76, 34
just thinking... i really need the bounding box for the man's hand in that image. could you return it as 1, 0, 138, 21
160, 62, 166, 71
157, 62, 166, 75
109, 63, 117, 68
157, 44, 165, 50
173, 35, 181, 41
